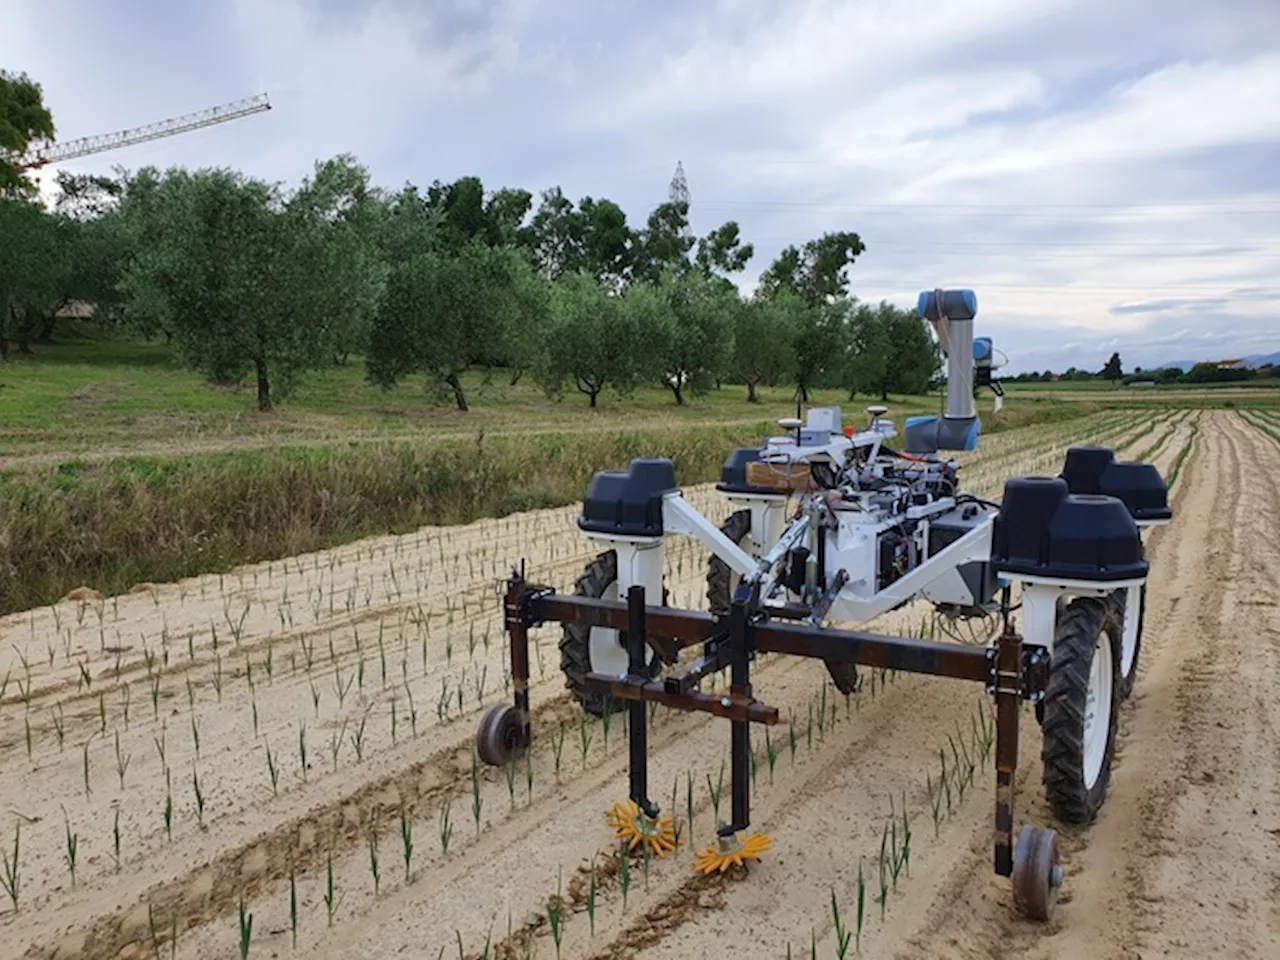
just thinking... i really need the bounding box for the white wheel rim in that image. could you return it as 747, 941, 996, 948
588, 581, 631, 678
1121, 586, 1140, 676
1083, 629, 1114, 789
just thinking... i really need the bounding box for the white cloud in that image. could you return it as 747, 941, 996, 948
2, 0, 1279, 372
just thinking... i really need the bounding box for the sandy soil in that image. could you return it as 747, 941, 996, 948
4, 409, 1270, 960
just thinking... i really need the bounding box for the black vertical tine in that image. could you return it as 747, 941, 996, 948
626, 584, 654, 816
727, 597, 752, 834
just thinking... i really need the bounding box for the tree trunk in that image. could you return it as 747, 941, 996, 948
256, 358, 272, 412
668, 382, 684, 406
509, 368, 524, 386
446, 373, 469, 411
37, 314, 58, 342
15, 310, 38, 355
795, 383, 810, 404
747, 380, 759, 403
880, 382, 889, 402
588, 389, 599, 408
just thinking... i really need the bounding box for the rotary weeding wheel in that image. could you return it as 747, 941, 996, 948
476, 704, 525, 767
1012, 824, 1063, 920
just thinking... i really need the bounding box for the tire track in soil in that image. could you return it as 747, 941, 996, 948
881, 410, 1279, 960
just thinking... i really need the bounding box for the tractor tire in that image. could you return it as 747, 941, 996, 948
1041, 596, 1120, 823
707, 510, 753, 613
559, 550, 661, 717
1106, 542, 1147, 700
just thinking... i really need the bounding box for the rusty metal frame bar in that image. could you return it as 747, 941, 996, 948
501, 572, 1044, 882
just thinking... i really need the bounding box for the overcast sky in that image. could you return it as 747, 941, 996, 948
5, 0, 1280, 373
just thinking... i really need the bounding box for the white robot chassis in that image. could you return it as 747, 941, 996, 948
477, 289, 1172, 919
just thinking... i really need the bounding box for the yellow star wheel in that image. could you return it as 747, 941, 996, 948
605, 800, 678, 858
692, 831, 772, 874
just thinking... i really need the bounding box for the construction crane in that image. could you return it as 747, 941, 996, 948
11, 93, 272, 171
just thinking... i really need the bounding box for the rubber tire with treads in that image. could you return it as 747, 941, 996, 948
706, 509, 752, 613
1041, 596, 1121, 824
1106, 540, 1147, 700
559, 550, 662, 717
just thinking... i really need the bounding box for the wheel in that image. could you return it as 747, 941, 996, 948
559, 551, 661, 717
1012, 824, 1063, 920
1106, 583, 1145, 699
1041, 596, 1119, 823
476, 704, 525, 767
707, 510, 754, 613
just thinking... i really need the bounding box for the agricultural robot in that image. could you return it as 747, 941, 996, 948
475, 289, 1171, 920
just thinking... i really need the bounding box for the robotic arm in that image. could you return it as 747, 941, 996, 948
904, 288, 1003, 455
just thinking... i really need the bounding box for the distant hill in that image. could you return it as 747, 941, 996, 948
1241, 352, 1280, 368
1157, 352, 1280, 372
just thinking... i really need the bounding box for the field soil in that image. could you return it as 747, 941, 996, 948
1, 410, 1275, 960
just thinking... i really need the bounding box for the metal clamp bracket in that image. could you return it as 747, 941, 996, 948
506, 585, 556, 629
985, 643, 1050, 701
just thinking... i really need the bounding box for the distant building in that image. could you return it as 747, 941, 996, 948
1128, 380, 1156, 389
1213, 358, 1244, 369
54, 300, 96, 319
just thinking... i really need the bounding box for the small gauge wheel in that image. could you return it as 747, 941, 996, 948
476, 704, 526, 767
1012, 824, 1063, 920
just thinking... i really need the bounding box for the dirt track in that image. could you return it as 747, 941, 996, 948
2, 409, 1275, 959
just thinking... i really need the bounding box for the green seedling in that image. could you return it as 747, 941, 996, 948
111, 807, 121, 871
147, 904, 161, 960
765, 728, 778, 784
586, 857, 598, 936
578, 713, 593, 770
439, 799, 454, 855
400, 807, 415, 883
324, 854, 339, 927
618, 841, 631, 911
601, 698, 613, 752
163, 770, 173, 839
351, 712, 369, 762
368, 827, 381, 895
552, 722, 565, 782
831, 888, 851, 959
82, 740, 92, 798
51, 703, 66, 751
856, 858, 866, 953
504, 760, 517, 808
706, 758, 725, 823
265, 742, 280, 796
546, 870, 565, 960
114, 731, 131, 789
471, 752, 484, 836
238, 898, 254, 959
192, 766, 205, 827
61, 808, 79, 888
289, 867, 299, 947
685, 769, 695, 839
0, 821, 19, 911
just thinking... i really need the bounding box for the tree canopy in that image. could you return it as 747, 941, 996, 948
0, 70, 55, 197
1, 123, 949, 413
